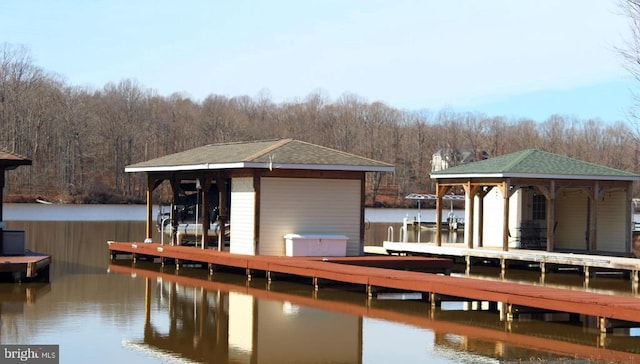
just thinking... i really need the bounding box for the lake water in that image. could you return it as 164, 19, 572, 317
3, 204, 640, 363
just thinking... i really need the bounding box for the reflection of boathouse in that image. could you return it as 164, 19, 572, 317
125, 139, 393, 256
430, 149, 640, 255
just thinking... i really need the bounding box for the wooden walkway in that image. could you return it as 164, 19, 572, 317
108, 241, 640, 330
109, 262, 640, 363
0, 252, 51, 282
381, 241, 640, 280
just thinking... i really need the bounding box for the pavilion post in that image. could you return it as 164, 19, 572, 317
546, 180, 556, 252
435, 183, 442, 246
145, 174, 154, 242
502, 180, 510, 251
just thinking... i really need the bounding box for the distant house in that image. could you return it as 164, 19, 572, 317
431, 148, 489, 172
430, 149, 640, 255
125, 139, 394, 257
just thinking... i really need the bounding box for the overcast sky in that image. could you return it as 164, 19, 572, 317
1, 0, 636, 123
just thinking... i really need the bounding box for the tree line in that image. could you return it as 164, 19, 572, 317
1, 44, 639, 207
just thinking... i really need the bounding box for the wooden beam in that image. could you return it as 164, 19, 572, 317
216, 173, 228, 252
627, 183, 633, 254
476, 187, 491, 248
502, 180, 510, 251
462, 183, 480, 249
169, 175, 180, 246
590, 181, 599, 252
145, 174, 155, 241
201, 174, 213, 249
435, 184, 451, 246
546, 180, 556, 252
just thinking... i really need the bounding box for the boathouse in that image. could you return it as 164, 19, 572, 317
0, 151, 31, 255
430, 149, 640, 255
124, 139, 394, 256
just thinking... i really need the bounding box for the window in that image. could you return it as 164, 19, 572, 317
532, 194, 546, 220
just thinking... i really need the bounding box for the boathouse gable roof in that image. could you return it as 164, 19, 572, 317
430, 149, 640, 181
0, 150, 32, 169
125, 139, 394, 173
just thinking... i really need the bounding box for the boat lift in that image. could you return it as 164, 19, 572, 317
404, 193, 465, 242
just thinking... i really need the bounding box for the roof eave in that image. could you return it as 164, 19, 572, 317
126, 162, 395, 173
241, 162, 395, 172
431, 172, 640, 181
125, 162, 247, 173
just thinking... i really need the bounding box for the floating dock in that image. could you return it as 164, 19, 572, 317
0, 252, 51, 282
108, 241, 640, 332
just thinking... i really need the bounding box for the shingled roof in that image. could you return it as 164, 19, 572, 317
125, 139, 394, 173
430, 149, 640, 181
0, 150, 32, 170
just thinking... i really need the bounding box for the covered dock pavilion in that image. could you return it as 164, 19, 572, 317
429, 149, 640, 256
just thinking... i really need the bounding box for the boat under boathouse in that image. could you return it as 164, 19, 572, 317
124, 139, 394, 256
429, 149, 640, 255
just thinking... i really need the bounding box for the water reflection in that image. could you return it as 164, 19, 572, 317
110, 263, 362, 364
108, 262, 640, 363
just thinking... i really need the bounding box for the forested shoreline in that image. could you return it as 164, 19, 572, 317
2, 44, 640, 207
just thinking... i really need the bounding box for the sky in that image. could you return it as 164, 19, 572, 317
1, 0, 637, 123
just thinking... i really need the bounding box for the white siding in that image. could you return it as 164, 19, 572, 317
479, 188, 521, 248
259, 178, 361, 256
555, 190, 588, 250
229, 177, 256, 255
596, 190, 627, 253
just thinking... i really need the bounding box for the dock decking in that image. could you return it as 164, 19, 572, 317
0, 252, 51, 282
108, 241, 640, 331
380, 241, 640, 281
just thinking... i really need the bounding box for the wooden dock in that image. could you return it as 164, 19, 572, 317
381, 241, 640, 281
0, 252, 51, 282
109, 262, 640, 363
108, 241, 640, 332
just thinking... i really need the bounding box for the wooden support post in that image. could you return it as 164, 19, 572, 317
367, 284, 373, 298
145, 174, 154, 242
435, 184, 452, 247
208, 263, 214, 275
313, 277, 319, 291
267, 271, 272, 282
465, 182, 475, 249
500, 258, 506, 277
429, 292, 440, 308
175, 259, 180, 270
465, 255, 471, 276
599, 317, 608, 334
502, 180, 510, 251
246, 268, 252, 281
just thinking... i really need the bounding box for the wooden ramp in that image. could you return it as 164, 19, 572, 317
108, 241, 640, 329
109, 263, 640, 363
